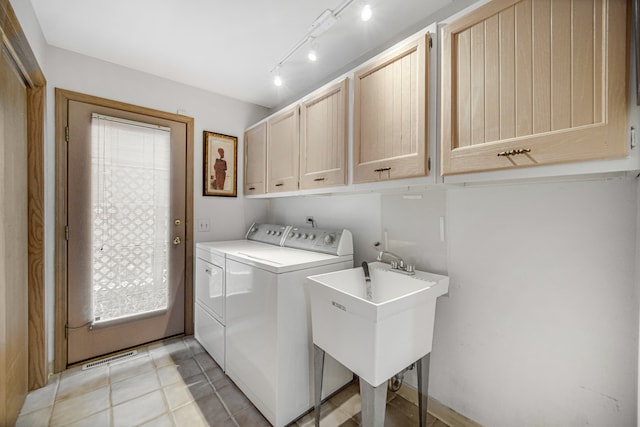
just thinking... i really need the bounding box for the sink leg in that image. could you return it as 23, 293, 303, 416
313, 345, 325, 427
417, 353, 431, 427
359, 378, 387, 427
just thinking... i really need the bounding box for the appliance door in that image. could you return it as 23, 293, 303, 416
225, 259, 277, 424
195, 256, 224, 322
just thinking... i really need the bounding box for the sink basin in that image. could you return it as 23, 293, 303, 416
307, 262, 449, 387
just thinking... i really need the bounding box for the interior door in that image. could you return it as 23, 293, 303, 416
66, 100, 187, 364
0, 45, 29, 426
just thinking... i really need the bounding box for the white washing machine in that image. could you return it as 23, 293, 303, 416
195, 223, 354, 427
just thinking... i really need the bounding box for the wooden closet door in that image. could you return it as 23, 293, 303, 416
441, 0, 628, 175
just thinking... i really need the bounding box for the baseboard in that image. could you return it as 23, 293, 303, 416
396, 384, 483, 427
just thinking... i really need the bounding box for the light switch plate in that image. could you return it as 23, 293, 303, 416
198, 218, 210, 232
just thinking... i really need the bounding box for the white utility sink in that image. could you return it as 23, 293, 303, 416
307, 262, 449, 387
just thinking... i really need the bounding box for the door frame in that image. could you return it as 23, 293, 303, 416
54, 89, 194, 372
0, 0, 47, 390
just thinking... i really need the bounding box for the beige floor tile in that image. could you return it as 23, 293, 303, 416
175, 357, 204, 379
111, 369, 161, 405
163, 381, 196, 410
216, 382, 253, 416
56, 366, 109, 402
184, 337, 206, 355
112, 390, 168, 427
138, 413, 175, 427
233, 405, 271, 427
50, 385, 110, 426
193, 351, 219, 372
296, 400, 354, 427
157, 365, 183, 387
192, 394, 233, 425
110, 353, 156, 384
63, 409, 110, 427
329, 383, 361, 419
19, 375, 59, 415
171, 401, 209, 426
15, 405, 52, 427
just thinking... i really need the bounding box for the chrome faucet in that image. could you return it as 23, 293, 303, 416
376, 250, 415, 275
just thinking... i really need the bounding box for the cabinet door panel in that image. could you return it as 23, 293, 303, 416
244, 122, 266, 195
353, 34, 429, 183
267, 106, 299, 192
441, 0, 628, 175
300, 79, 348, 189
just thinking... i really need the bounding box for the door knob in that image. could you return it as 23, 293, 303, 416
173, 237, 181, 245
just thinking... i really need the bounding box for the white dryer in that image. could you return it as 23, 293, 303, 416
195, 223, 354, 427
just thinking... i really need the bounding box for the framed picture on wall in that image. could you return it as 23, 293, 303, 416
203, 131, 237, 197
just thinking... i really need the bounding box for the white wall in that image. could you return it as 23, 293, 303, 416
273, 178, 638, 426
43, 46, 271, 362
267, 193, 382, 266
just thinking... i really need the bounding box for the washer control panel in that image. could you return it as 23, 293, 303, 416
283, 226, 353, 256
245, 223, 353, 256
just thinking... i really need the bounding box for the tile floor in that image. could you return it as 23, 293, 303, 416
16, 336, 450, 427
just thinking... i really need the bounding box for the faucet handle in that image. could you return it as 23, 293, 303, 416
405, 264, 414, 273
390, 260, 398, 269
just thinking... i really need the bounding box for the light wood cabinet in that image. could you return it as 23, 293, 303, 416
353, 34, 429, 184
300, 78, 348, 189
243, 122, 266, 195
441, 0, 628, 175
267, 106, 299, 192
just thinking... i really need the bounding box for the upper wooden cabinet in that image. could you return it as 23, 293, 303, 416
353, 34, 430, 184
267, 106, 299, 192
243, 122, 266, 195
441, 0, 628, 175
300, 78, 348, 189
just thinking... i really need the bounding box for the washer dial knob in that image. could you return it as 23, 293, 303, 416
324, 234, 335, 245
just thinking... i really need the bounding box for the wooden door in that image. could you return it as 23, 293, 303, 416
267, 106, 299, 192
65, 99, 187, 364
353, 34, 429, 183
244, 122, 266, 195
300, 78, 348, 189
0, 47, 29, 425
441, 0, 628, 175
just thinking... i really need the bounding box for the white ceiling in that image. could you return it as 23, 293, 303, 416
29, 0, 453, 108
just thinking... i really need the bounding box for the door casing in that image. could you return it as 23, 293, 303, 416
54, 89, 194, 372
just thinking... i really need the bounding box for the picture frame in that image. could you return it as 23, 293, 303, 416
203, 131, 237, 197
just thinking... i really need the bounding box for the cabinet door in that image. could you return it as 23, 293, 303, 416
267, 106, 299, 192
441, 0, 628, 175
243, 122, 266, 195
353, 34, 429, 184
300, 79, 348, 189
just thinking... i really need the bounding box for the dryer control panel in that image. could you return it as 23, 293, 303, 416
245, 223, 288, 246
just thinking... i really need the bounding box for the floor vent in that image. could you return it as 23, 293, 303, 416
82, 350, 138, 370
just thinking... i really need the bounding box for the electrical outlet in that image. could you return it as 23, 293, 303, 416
197, 218, 210, 232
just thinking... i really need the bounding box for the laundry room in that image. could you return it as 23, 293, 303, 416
2, 0, 640, 426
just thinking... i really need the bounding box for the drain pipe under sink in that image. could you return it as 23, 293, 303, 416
388, 363, 415, 392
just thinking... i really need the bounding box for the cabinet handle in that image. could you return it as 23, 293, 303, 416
275, 183, 284, 187
373, 167, 391, 172
249, 187, 256, 190
497, 148, 531, 157
313, 177, 325, 182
